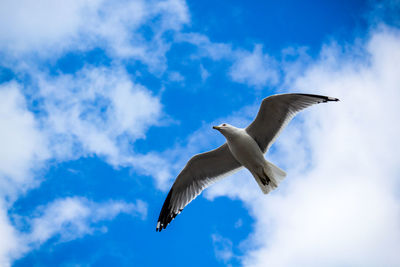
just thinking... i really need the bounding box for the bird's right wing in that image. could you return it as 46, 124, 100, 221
246, 93, 339, 153
156, 143, 242, 232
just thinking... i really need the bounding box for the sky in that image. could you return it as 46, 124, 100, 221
0, 0, 400, 266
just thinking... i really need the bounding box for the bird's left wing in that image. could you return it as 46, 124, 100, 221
156, 143, 242, 232
246, 93, 339, 153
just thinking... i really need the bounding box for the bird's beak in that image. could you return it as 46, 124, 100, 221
213, 126, 220, 130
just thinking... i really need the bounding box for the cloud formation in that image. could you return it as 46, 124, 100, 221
0, 1, 187, 265
206, 26, 400, 266
27, 197, 147, 245
0, 0, 189, 72
37, 67, 162, 164
1, 197, 146, 266
212, 233, 235, 264
178, 33, 279, 87
1, 0, 399, 266
0, 67, 165, 266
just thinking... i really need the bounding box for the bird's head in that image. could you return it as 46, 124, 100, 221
212, 123, 239, 138
212, 123, 229, 131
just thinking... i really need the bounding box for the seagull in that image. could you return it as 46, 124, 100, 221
156, 93, 339, 232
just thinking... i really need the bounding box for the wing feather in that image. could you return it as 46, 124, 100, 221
246, 93, 339, 153
156, 143, 242, 231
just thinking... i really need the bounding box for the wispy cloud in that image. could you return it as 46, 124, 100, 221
27, 197, 147, 244
177, 33, 233, 60
168, 71, 185, 82
177, 33, 279, 88
211, 233, 235, 264
0, 197, 146, 266
199, 64, 210, 81
1, 197, 146, 265
229, 44, 279, 88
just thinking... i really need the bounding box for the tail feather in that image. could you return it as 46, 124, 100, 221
254, 161, 287, 194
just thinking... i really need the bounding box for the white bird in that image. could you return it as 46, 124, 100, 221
156, 93, 339, 232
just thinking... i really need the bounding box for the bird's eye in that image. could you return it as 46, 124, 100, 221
222, 123, 226, 126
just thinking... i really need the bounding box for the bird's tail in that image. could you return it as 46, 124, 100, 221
254, 160, 287, 194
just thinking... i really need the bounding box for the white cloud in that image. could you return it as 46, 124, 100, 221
125, 152, 173, 190
177, 33, 233, 60
0, 0, 99, 53
0, 196, 145, 266
0, 67, 163, 265
212, 233, 234, 264
0, 83, 50, 200
0, 0, 189, 265
0, 0, 189, 72
33, 65, 176, 188
168, 71, 185, 82
0, 0, 183, 259
0, 197, 145, 265
229, 44, 279, 88
177, 34, 279, 88
27, 197, 146, 245
0, 0, 192, 193
2, 65, 167, 197
0, 0, 191, 194
37, 67, 162, 165
206, 26, 400, 266
0, 200, 26, 267
200, 64, 210, 81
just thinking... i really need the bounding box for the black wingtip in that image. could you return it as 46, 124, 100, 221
327, 97, 340, 102
156, 188, 175, 233
156, 221, 161, 232
296, 93, 339, 102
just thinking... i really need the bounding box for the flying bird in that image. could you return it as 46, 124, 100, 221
156, 93, 339, 232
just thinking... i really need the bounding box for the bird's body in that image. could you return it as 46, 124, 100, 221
217, 125, 282, 192
156, 93, 339, 232
221, 127, 263, 169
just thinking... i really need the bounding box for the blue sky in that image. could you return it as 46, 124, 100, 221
1, 0, 400, 266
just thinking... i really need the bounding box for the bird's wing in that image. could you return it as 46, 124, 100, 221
246, 93, 339, 153
156, 143, 242, 232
